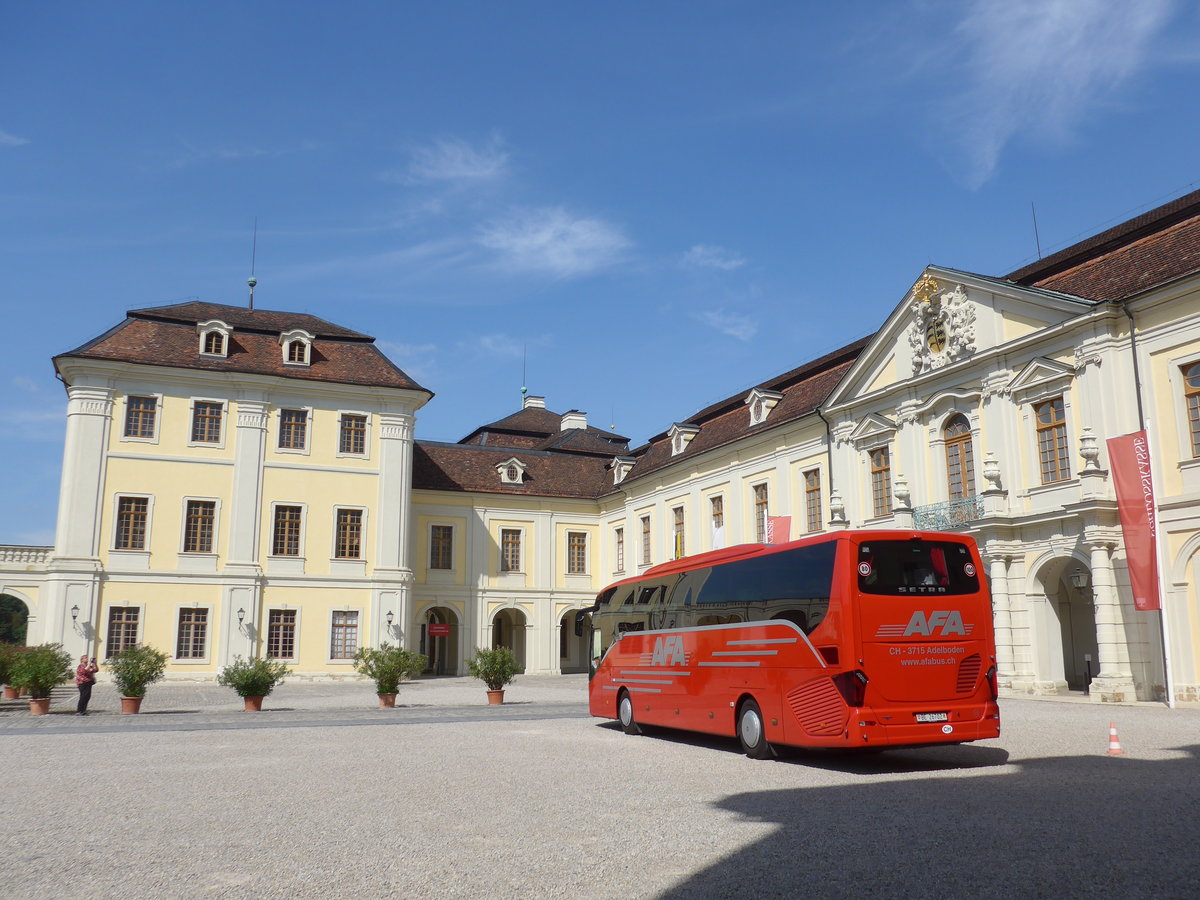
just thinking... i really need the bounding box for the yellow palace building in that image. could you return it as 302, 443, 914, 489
4, 188, 1200, 703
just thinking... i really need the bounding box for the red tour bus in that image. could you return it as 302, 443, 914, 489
586, 529, 1000, 757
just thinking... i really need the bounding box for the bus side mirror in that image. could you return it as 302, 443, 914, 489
574, 610, 587, 637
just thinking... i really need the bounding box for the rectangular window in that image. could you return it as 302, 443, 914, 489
176, 608, 208, 659
1035, 398, 1070, 484
430, 525, 453, 570
279, 408, 307, 450
672, 506, 685, 558
640, 515, 651, 566
124, 396, 156, 439
191, 401, 223, 443
711, 496, 724, 529
804, 469, 822, 533
339, 414, 367, 455
202, 331, 225, 355
871, 446, 893, 517
754, 484, 769, 543
105, 607, 139, 659
183, 500, 216, 553
335, 508, 363, 559
330, 610, 359, 659
568, 531, 587, 574
115, 497, 148, 550
267, 609, 297, 659
615, 527, 624, 573
501, 528, 521, 572
272, 505, 303, 556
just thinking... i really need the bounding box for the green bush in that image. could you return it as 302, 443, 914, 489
106, 644, 169, 698
352, 643, 427, 694
467, 646, 519, 691
10, 643, 72, 699
217, 655, 291, 698
0, 643, 22, 686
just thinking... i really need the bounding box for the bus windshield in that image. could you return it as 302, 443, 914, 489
856, 538, 980, 596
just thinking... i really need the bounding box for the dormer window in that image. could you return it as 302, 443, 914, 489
497, 457, 527, 485
668, 423, 700, 457
745, 388, 783, 426
197, 320, 231, 358
609, 456, 635, 485
279, 329, 314, 367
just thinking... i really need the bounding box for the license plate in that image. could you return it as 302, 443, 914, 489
915, 712, 949, 723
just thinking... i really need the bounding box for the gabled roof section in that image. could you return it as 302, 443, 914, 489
54, 301, 431, 395
1006, 188, 1200, 301
412, 441, 613, 499
458, 404, 629, 451
613, 338, 867, 488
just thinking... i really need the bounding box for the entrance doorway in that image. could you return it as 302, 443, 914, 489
0, 594, 30, 645
559, 610, 590, 674
491, 608, 527, 673
1055, 570, 1100, 691
420, 607, 459, 676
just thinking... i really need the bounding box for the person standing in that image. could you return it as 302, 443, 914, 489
75, 654, 98, 716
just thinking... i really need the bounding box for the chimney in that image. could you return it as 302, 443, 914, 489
523, 395, 546, 410
561, 410, 588, 431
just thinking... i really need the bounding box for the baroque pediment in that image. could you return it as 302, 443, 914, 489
907, 275, 976, 374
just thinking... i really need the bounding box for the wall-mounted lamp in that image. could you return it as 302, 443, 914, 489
70, 604, 80, 623
386, 610, 395, 627
1069, 570, 1090, 590
237, 607, 246, 625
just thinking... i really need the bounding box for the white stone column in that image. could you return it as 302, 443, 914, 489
1087, 540, 1136, 701
226, 400, 267, 569
53, 386, 113, 560
375, 412, 415, 649
985, 550, 1014, 687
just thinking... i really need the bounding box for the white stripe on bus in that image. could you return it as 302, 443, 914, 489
726, 638, 798, 645
697, 661, 761, 667
711, 650, 778, 657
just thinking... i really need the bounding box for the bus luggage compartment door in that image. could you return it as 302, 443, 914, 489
862, 640, 985, 703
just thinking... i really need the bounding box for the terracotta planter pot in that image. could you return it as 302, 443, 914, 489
378, 693, 397, 708
487, 689, 505, 705
3, 685, 19, 700
29, 698, 51, 716
121, 697, 143, 715
243, 696, 264, 711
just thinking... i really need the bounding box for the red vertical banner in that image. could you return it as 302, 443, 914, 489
765, 516, 792, 544
1107, 431, 1160, 611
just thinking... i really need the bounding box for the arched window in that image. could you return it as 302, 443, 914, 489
944, 414, 975, 499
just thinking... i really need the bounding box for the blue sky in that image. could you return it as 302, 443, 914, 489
3, 1, 1199, 544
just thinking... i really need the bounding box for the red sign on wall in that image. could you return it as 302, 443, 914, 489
427, 623, 451, 636
1107, 430, 1160, 611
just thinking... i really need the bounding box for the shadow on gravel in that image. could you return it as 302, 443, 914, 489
598, 720, 1010, 774
660, 746, 1200, 899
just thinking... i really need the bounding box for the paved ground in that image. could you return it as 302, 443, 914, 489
2, 678, 1198, 899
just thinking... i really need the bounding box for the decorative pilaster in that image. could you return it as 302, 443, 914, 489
226, 400, 267, 571
52, 386, 114, 560
1086, 539, 1137, 702
984, 549, 1014, 687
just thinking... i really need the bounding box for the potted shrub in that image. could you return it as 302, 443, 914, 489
105, 644, 169, 714
0, 643, 21, 699
467, 646, 519, 705
352, 642, 427, 707
10, 643, 72, 715
217, 655, 291, 710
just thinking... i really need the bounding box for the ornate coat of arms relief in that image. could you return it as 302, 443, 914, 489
908, 276, 976, 373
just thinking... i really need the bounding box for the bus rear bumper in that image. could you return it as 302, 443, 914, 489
843, 703, 1000, 748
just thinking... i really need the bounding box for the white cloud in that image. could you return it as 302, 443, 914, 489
399, 135, 510, 184
698, 310, 758, 341
682, 244, 746, 271
944, 0, 1174, 186
0, 130, 29, 147
478, 207, 630, 278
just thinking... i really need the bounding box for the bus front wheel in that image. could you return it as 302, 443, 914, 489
618, 690, 642, 735
737, 699, 774, 759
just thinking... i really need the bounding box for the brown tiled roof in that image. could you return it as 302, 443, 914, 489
460, 406, 629, 446
412, 441, 613, 498
617, 338, 868, 488
1007, 188, 1200, 301
54, 302, 431, 394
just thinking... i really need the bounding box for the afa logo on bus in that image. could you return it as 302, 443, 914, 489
876, 610, 974, 638
648, 635, 687, 666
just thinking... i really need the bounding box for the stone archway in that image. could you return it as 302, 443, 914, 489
419, 606, 459, 676
491, 607, 527, 673
559, 609, 591, 674
0, 594, 30, 645
1034, 556, 1100, 693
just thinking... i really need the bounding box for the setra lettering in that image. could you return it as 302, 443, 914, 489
650, 634, 687, 666
903, 610, 967, 637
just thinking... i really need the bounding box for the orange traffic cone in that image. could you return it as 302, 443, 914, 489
1107, 721, 1125, 756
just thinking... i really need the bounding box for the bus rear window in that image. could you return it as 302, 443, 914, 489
857, 539, 980, 596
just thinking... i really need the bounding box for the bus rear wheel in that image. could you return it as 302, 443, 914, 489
737, 699, 774, 759
618, 690, 642, 735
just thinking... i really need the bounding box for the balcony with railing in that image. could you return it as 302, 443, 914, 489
912, 496, 984, 532
0, 545, 52, 567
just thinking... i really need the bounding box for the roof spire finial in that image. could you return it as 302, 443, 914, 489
520, 343, 527, 407
248, 216, 258, 310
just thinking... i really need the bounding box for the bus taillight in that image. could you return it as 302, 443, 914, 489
985, 665, 998, 700
833, 669, 869, 708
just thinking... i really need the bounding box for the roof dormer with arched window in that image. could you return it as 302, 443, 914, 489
197, 320, 231, 358
496, 457, 528, 485
280, 328, 315, 367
